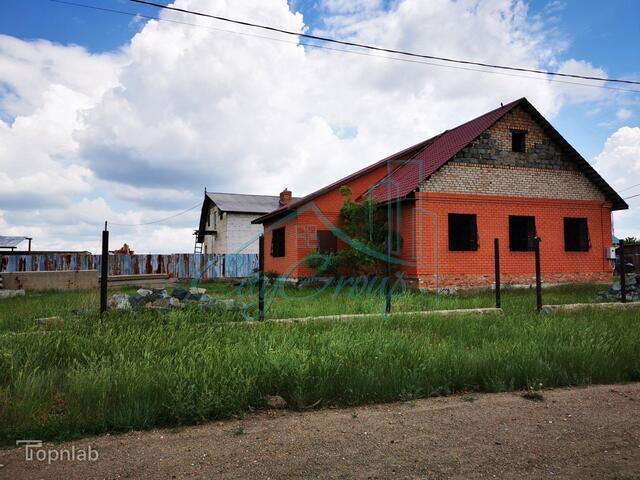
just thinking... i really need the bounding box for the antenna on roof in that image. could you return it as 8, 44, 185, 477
500, 102, 504, 107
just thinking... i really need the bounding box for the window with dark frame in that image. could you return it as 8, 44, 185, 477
448, 214, 478, 251
509, 216, 536, 251
317, 230, 337, 255
384, 232, 403, 255
511, 130, 526, 153
271, 227, 285, 257
564, 217, 590, 252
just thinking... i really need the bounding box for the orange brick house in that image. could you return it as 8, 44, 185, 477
253, 98, 628, 289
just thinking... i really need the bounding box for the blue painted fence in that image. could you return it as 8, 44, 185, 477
0, 253, 258, 280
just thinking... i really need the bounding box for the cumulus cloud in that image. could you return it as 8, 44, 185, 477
554, 58, 609, 102
76, 0, 582, 197
0, 0, 634, 252
0, 35, 121, 212
593, 126, 640, 239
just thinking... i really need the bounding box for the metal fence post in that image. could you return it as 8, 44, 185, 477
534, 236, 542, 312
385, 259, 391, 314
258, 234, 265, 320
620, 240, 627, 304
385, 201, 392, 315
494, 238, 501, 309
100, 221, 109, 315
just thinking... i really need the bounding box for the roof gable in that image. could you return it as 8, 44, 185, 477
196, 192, 299, 241
369, 98, 627, 210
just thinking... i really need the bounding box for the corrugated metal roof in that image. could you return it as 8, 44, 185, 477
0, 236, 28, 248
370, 98, 523, 202
206, 192, 285, 213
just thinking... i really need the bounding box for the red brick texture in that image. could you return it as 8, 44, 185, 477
412, 192, 613, 289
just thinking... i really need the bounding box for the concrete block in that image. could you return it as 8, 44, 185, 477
541, 302, 640, 315
0, 271, 98, 291
0, 289, 25, 299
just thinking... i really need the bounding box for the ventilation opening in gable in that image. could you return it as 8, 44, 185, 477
511, 130, 526, 153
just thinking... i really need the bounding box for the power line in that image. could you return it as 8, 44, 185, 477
129, 0, 640, 87
46, 0, 640, 94
618, 182, 640, 193
108, 202, 201, 226
623, 192, 640, 200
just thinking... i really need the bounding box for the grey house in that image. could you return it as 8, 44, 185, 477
194, 190, 295, 254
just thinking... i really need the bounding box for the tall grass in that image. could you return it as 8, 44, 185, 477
0, 282, 636, 443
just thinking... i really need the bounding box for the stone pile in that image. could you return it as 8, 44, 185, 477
108, 286, 249, 313
598, 273, 639, 302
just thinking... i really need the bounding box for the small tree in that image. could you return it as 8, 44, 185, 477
305, 186, 397, 275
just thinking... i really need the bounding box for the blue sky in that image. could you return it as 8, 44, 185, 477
0, 0, 638, 251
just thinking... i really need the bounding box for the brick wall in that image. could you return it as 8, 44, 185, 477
423, 163, 604, 200
422, 105, 605, 200
413, 192, 613, 289
413, 104, 614, 288
477, 106, 575, 170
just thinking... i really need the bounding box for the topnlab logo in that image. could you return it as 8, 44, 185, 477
16, 440, 99, 464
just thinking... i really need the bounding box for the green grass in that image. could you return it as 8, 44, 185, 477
1, 282, 637, 444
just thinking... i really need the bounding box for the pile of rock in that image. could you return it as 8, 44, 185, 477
598, 273, 639, 302
108, 286, 249, 314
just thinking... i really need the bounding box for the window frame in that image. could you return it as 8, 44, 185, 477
448, 213, 479, 252
271, 227, 286, 258
509, 215, 536, 252
564, 217, 590, 252
317, 230, 338, 255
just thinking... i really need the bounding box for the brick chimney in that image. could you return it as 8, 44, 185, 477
279, 188, 292, 206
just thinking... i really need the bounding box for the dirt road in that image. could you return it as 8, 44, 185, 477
2, 383, 639, 479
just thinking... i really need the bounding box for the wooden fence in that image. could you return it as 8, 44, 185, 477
0, 253, 258, 280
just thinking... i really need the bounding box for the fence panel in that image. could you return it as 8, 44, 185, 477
1, 253, 257, 279
0, 253, 95, 273
224, 253, 259, 278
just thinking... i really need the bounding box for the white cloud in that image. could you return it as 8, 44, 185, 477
554, 58, 609, 102
593, 126, 640, 239
0, 0, 634, 252
0, 36, 121, 210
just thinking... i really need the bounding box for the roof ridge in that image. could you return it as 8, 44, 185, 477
207, 191, 280, 198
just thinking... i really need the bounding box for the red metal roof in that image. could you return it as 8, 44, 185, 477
370, 98, 523, 202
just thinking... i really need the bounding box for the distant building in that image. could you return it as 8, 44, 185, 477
195, 191, 297, 254
0, 236, 32, 252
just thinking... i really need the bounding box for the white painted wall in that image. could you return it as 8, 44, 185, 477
202, 206, 262, 254
225, 213, 263, 254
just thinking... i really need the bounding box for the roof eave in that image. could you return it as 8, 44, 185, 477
252, 137, 437, 224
